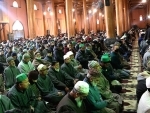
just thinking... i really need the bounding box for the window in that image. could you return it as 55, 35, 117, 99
12, 1, 18, 8
34, 4, 37, 10
12, 20, 23, 30
47, 7, 51, 12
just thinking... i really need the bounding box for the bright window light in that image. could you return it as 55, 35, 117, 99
12, 20, 23, 30
88, 10, 92, 14
148, 15, 150, 19
12, 1, 18, 8
97, 19, 99, 24
43, 12, 47, 15
140, 15, 143, 21
142, 0, 146, 3
58, 9, 62, 14
72, 8, 75, 12
34, 4, 37, 10
93, 8, 97, 13
50, 12, 53, 16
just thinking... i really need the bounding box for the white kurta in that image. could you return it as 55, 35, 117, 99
137, 90, 150, 113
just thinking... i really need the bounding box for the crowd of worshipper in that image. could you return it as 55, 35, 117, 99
0, 28, 137, 113
137, 25, 150, 113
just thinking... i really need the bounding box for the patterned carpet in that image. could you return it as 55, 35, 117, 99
122, 39, 141, 113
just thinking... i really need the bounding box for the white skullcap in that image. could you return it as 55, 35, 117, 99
74, 81, 89, 94
63, 54, 70, 60
120, 34, 126, 40
37, 64, 45, 72
66, 51, 74, 56
88, 60, 99, 68
146, 77, 150, 88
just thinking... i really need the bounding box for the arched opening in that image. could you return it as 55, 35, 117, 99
12, 20, 24, 40
12, 1, 18, 8
34, 4, 37, 10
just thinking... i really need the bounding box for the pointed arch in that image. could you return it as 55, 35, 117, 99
12, 1, 18, 8
12, 20, 23, 30
12, 20, 24, 39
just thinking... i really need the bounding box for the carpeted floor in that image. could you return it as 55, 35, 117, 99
122, 38, 141, 113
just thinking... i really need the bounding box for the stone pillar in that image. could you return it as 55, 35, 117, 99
123, 0, 128, 31
104, 0, 115, 38
127, 2, 131, 29
115, 0, 124, 36
83, 0, 88, 35
51, 0, 58, 36
65, 0, 73, 38
42, 4, 47, 35
2, 24, 7, 40
26, 0, 36, 38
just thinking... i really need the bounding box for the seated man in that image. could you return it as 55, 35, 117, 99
83, 69, 116, 113
18, 53, 35, 74
85, 60, 122, 113
32, 52, 50, 69
110, 45, 130, 79
37, 64, 65, 104
48, 61, 77, 92
66, 51, 88, 76
0, 94, 15, 113
61, 54, 83, 80
44, 50, 54, 63
75, 44, 89, 69
56, 81, 89, 113
137, 77, 150, 113
7, 73, 48, 113
4, 57, 20, 89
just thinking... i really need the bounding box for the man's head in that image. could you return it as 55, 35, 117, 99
6, 57, 15, 67
79, 44, 85, 51
112, 45, 120, 53
63, 54, 70, 63
87, 69, 100, 86
47, 50, 52, 57
51, 61, 60, 72
100, 54, 111, 67
11, 52, 17, 60
35, 52, 41, 60
66, 51, 74, 60
16, 73, 30, 90
88, 60, 102, 72
37, 64, 48, 76
22, 54, 31, 63
72, 81, 89, 107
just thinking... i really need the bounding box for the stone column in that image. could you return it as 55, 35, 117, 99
51, 0, 58, 36
104, 0, 115, 38
42, 4, 47, 35
115, 0, 124, 36
2, 24, 7, 40
65, 0, 73, 38
83, 0, 88, 35
123, 0, 128, 31
26, 0, 36, 38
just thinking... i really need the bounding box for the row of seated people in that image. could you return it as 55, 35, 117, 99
0, 34, 133, 113
136, 26, 150, 112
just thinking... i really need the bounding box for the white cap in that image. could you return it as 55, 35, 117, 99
37, 64, 45, 72
120, 34, 126, 40
146, 77, 150, 88
74, 81, 89, 94
66, 51, 74, 56
63, 54, 70, 60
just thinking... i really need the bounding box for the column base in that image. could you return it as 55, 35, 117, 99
104, 38, 117, 47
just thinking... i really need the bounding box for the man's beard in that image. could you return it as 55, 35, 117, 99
75, 97, 83, 107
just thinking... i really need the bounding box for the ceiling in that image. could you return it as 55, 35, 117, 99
34, 0, 147, 11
